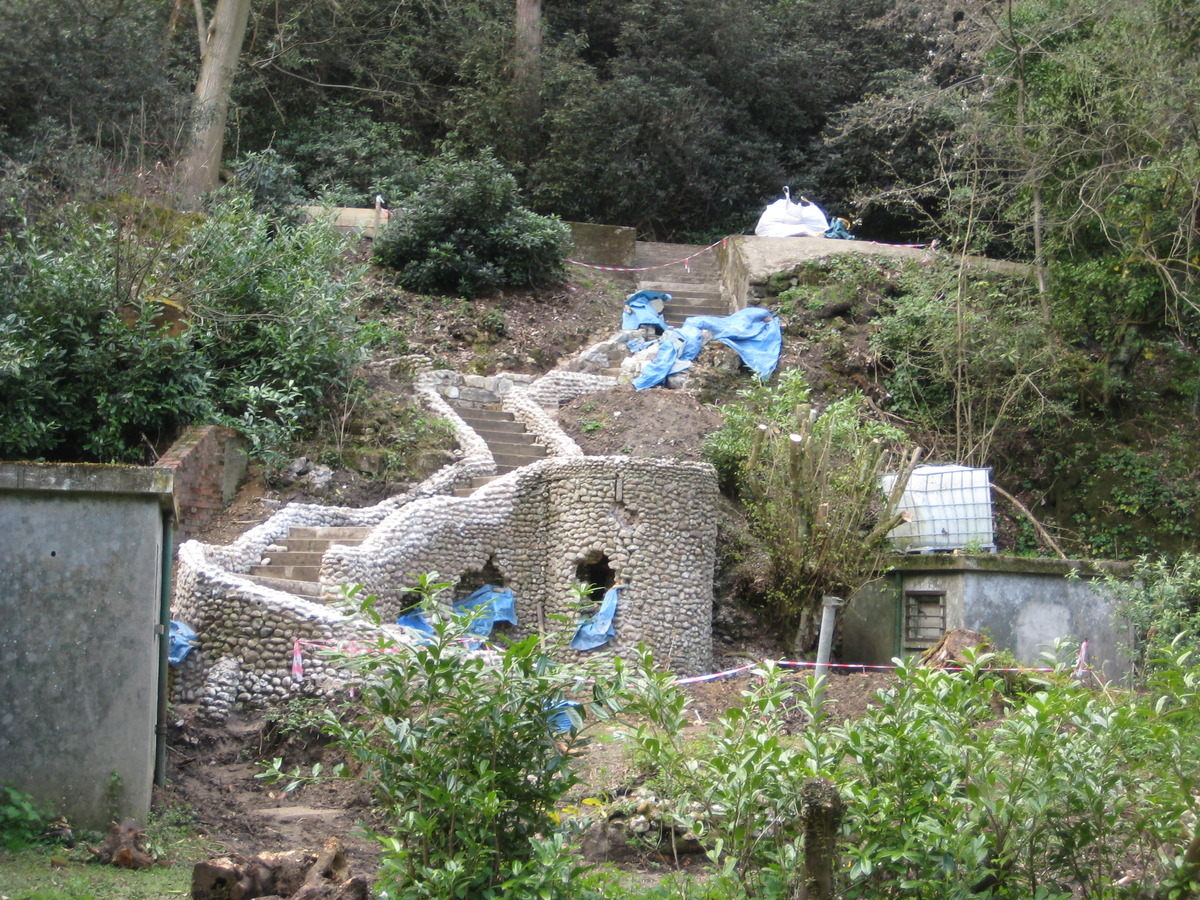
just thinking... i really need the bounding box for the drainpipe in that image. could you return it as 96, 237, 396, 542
154, 515, 174, 788
814, 596, 843, 683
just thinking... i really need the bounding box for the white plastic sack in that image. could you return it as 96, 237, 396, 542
754, 188, 829, 238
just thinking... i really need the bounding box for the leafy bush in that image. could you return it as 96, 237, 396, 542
373, 153, 569, 297
630, 646, 1200, 899
264, 579, 625, 900
705, 370, 918, 652
0, 195, 362, 464
0, 784, 47, 850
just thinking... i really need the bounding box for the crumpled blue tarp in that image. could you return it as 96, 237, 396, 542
571, 586, 626, 651
397, 584, 519, 648
632, 329, 694, 389
632, 307, 782, 388
681, 307, 782, 381
167, 620, 197, 666
545, 699, 582, 733
621, 290, 671, 332
824, 219, 856, 240
454, 585, 518, 646
396, 610, 436, 642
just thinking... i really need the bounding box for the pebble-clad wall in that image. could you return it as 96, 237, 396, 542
321, 456, 718, 674
171, 340, 718, 710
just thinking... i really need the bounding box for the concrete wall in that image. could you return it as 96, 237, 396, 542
845, 556, 1131, 682
567, 222, 637, 270
0, 464, 174, 830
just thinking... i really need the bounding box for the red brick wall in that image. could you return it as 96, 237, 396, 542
156, 426, 244, 544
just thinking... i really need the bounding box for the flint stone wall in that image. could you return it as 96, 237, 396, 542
172, 455, 717, 706
323, 456, 718, 674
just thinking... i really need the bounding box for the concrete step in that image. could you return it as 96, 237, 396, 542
251, 563, 321, 581
633, 243, 720, 283
470, 428, 538, 445
454, 406, 515, 422
459, 418, 527, 435
489, 440, 546, 458
639, 281, 725, 301
257, 550, 324, 567
453, 475, 501, 497
287, 526, 374, 541
494, 453, 546, 470
283, 537, 367, 553
242, 573, 324, 601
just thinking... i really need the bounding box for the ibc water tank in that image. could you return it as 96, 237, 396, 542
880, 464, 995, 553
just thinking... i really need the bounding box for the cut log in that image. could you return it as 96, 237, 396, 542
191, 838, 365, 900
918, 629, 990, 668
91, 819, 156, 869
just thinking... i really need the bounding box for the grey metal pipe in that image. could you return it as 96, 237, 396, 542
154, 515, 174, 788
814, 596, 844, 683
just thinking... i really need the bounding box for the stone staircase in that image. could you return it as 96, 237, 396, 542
631, 241, 728, 327
245, 525, 372, 601
450, 404, 549, 496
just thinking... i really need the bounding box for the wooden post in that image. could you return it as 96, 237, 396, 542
799, 777, 843, 900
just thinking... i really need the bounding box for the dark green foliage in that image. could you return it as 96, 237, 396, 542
268, 103, 421, 208
373, 153, 569, 297
0, 0, 186, 151
0, 196, 362, 464
0, 785, 47, 850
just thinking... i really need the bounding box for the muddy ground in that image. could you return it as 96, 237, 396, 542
162, 261, 902, 884
160, 669, 896, 883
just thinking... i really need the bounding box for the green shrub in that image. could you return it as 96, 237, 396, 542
0, 195, 362, 464
0, 784, 47, 850
263, 579, 626, 900
373, 152, 569, 297
704, 371, 917, 652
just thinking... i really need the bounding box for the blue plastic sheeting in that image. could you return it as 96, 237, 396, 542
632, 307, 782, 388
167, 621, 197, 666
683, 307, 782, 381
396, 611, 436, 642
621, 290, 671, 332
824, 219, 856, 240
632, 329, 693, 390
397, 585, 519, 648
546, 699, 583, 734
571, 586, 626, 651
453, 585, 518, 647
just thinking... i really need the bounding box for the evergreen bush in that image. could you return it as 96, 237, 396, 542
373, 153, 568, 297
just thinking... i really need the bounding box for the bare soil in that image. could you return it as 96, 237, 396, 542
161, 670, 896, 883
164, 261, 905, 885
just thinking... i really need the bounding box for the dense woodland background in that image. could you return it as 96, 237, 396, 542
3, 0, 1200, 560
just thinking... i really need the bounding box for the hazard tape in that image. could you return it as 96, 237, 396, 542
290, 636, 1060, 685
567, 237, 727, 272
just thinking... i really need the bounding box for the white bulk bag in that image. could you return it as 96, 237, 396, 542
754, 187, 829, 238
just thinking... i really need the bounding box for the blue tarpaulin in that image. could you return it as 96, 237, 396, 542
396, 610, 436, 641
631, 307, 782, 388
631, 329, 693, 390
398, 585, 518, 647
683, 307, 782, 381
167, 620, 197, 666
545, 699, 582, 733
453, 585, 518, 646
621, 290, 671, 332
571, 586, 626, 651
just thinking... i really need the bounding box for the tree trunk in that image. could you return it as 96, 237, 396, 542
514, 0, 542, 117
799, 777, 843, 900
179, 0, 253, 207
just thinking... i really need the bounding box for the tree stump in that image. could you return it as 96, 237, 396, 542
918, 629, 989, 668
191, 838, 365, 900
90, 819, 156, 869
799, 777, 844, 900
